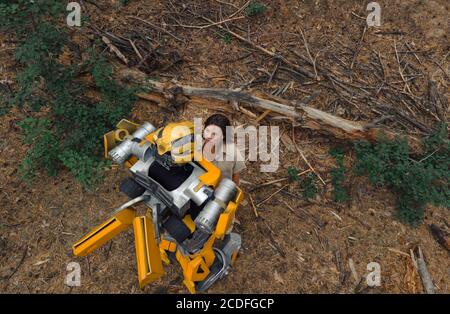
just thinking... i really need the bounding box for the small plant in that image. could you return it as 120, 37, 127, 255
0, 89, 12, 116
18, 117, 60, 182
299, 173, 319, 200
329, 147, 350, 202
287, 166, 319, 199
119, 0, 130, 7
222, 32, 232, 44
245, 1, 266, 16
353, 124, 449, 226
60, 150, 111, 188
287, 165, 299, 181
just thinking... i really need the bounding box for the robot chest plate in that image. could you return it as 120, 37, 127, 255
130, 158, 211, 217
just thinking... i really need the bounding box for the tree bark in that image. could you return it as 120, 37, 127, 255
117, 68, 422, 153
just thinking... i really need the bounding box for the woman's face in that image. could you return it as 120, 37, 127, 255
203, 124, 223, 146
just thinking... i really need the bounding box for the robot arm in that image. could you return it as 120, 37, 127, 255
108, 121, 156, 165
194, 178, 238, 233
181, 178, 238, 253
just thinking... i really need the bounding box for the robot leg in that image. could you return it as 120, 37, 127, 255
72, 208, 135, 256
133, 216, 164, 288
174, 232, 241, 293
195, 232, 242, 292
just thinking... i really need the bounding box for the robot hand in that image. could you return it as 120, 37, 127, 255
181, 228, 211, 254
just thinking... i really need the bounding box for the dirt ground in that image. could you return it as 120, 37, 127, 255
0, 0, 449, 294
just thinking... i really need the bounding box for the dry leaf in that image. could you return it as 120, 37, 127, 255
33, 259, 50, 266
274, 271, 285, 284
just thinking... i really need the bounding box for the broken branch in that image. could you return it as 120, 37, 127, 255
117, 68, 423, 153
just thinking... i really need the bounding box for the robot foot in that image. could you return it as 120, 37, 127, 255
221, 233, 241, 265
195, 248, 228, 292
195, 233, 242, 293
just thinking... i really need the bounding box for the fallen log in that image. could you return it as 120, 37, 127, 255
412, 247, 436, 294
117, 68, 423, 153
428, 224, 450, 254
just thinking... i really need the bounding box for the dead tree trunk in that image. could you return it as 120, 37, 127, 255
117, 68, 422, 153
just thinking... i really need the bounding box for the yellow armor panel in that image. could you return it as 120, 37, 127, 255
73, 208, 136, 257
133, 216, 164, 288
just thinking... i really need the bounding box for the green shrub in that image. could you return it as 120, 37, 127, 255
299, 173, 319, 200
222, 32, 232, 44
287, 165, 299, 181
60, 149, 111, 188
329, 147, 350, 202
18, 117, 60, 181
2, 1, 137, 189
287, 166, 319, 199
245, 1, 266, 16
0, 89, 12, 116
119, 0, 130, 7
353, 124, 449, 226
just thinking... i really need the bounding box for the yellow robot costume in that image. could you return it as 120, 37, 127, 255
72, 119, 244, 293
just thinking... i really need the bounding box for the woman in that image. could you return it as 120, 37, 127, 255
202, 114, 246, 185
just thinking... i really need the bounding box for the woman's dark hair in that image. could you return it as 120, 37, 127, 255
204, 113, 231, 143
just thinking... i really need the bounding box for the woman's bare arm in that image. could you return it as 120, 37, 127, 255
232, 172, 240, 185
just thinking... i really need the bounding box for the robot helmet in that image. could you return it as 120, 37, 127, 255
152, 121, 195, 166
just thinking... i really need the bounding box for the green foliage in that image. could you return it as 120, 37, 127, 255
18, 117, 60, 181
353, 125, 449, 226
287, 166, 319, 199
299, 173, 319, 200
222, 32, 232, 44
0, 0, 64, 32
287, 165, 299, 181
0, 89, 12, 116
2, 1, 137, 189
13, 22, 67, 109
119, 0, 130, 7
329, 147, 350, 202
245, 1, 266, 16
60, 150, 110, 188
